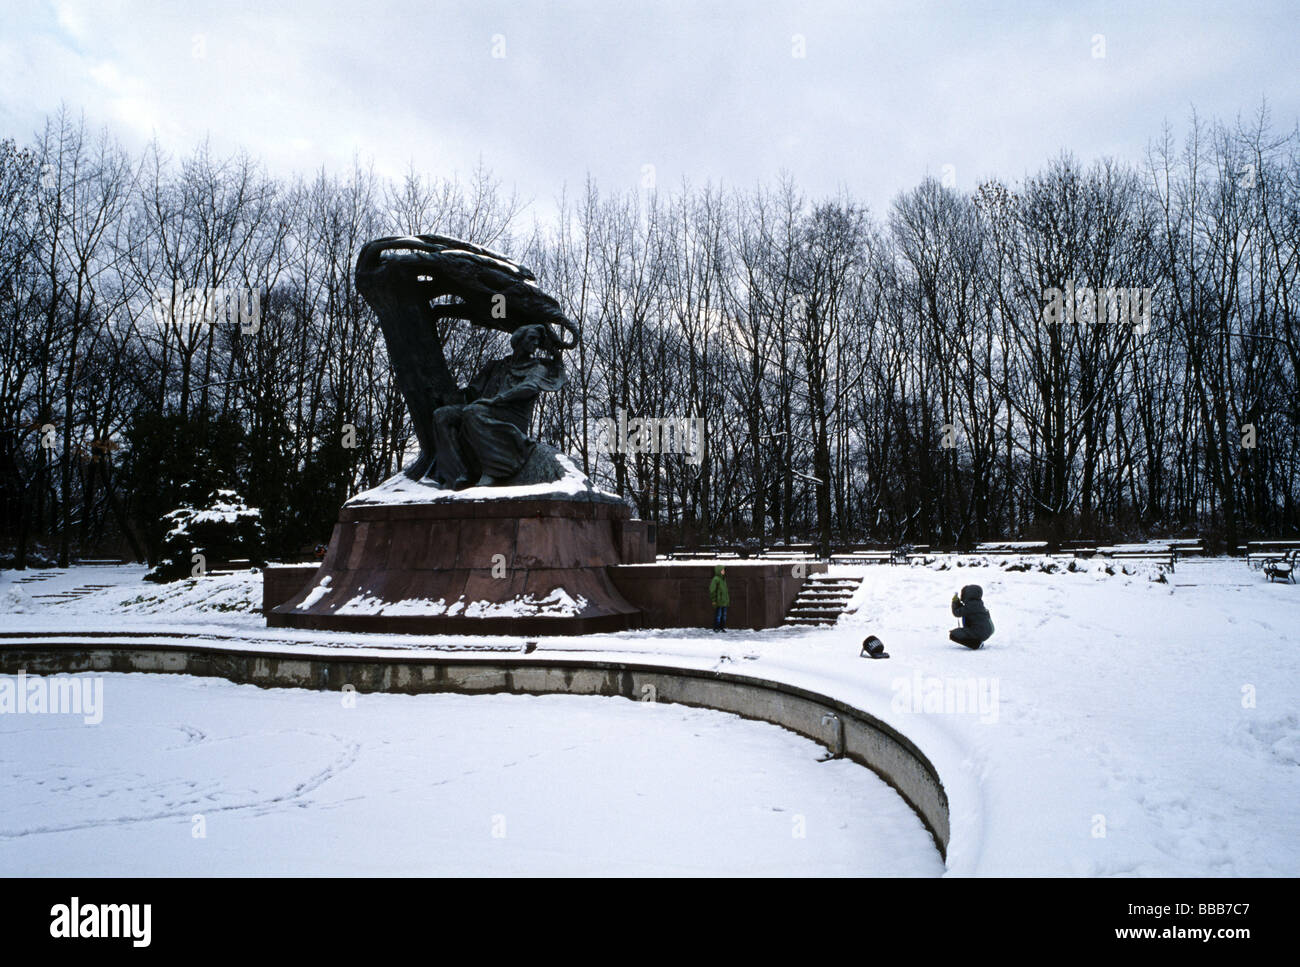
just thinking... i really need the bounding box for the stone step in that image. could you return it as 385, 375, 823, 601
789, 598, 845, 608
783, 575, 862, 627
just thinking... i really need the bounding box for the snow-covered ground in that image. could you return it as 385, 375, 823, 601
0, 678, 940, 876
1, 556, 1297, 876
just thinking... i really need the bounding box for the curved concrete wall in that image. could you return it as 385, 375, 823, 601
0, 640, 949, 861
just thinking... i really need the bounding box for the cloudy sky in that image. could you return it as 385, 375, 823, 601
1, 0, 1297, 218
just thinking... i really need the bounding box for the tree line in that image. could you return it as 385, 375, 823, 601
2, 105, 1297, 567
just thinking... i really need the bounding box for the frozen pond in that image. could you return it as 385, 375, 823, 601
0, 673, 943, 876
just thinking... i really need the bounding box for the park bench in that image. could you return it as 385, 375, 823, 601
1166, 538, 1204, 558
829, 542, 894, 565
1096, 543, 1176, 570
830, 550, 894, 564
208, 558, 257, 576
892, 545, 933, 565
1060, 541, 1098, 557
759, 543, 817, 560
974, 541, 1049, 556
1244, 540, 1300, 569
1262, 551, 1297, 584
1244, 541, 1300, 582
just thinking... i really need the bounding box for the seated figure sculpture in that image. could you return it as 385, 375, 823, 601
431, 323, 565, 488
353, 235, 579, 487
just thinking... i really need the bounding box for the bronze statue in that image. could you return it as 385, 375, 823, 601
431, 323, 566, 487
355, 235, 576, 487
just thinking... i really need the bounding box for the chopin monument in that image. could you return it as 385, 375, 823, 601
354, 235, 579, 490
266, 235, 811, 635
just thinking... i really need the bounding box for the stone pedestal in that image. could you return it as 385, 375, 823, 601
269, 493, 653, 636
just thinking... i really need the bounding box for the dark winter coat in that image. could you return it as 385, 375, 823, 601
951, 584, 994, 640
709, 565, 730, 607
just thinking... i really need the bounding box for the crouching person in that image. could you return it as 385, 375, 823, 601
950, 584, 993, 649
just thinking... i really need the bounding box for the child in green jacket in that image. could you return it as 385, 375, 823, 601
709, 565, 730, 631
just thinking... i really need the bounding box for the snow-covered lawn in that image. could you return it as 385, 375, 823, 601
0, 564, 257, 618
827, 558, 1299, 876
0, 677, 941, 876
2, 556, 1297, 876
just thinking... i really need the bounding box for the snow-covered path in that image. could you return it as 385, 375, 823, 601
2, 556, 1297, 875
